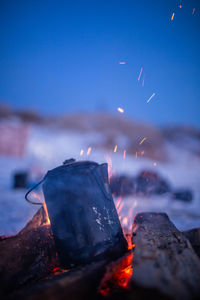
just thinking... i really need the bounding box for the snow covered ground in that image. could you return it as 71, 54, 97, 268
0, 119, 200, 235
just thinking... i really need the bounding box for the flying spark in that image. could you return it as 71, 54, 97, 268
171, 12, 175, 21
142, 76, 145, 87
119, 61, 126, 65
146, 93, 155, 103
179, 5, 182, 9
139, 137, 147, 145
117, 107, 124, 113
138, 67, 143, 81
192, 8, 195, 15
123, 150, 126, 159
80, 149, 84, 156
153, 162, 157, 166
122, 217, 128, 226
87, 147, 92, 156
114, 145, 118, 152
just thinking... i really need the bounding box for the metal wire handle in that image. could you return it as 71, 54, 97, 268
25, 178, 45, 205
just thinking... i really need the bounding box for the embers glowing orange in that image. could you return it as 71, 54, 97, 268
98, 252, 134, 296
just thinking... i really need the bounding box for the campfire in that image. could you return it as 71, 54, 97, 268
0, 159, 200, 300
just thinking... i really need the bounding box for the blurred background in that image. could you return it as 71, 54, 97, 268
0, 0, 200, 235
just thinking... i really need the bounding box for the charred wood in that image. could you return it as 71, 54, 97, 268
183, 227, 200, 258
131, 212, 200, 299
0, 207, 58, 297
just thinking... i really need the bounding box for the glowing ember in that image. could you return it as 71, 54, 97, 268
179, 5, 182, 9
117, 107, 124, 113
51, 267, 69, 275
114, 145, 118, 152
146, 92, 155, 103
138, 67, 143, 81
126, 233, 135, 250
128, 243, 135, 251
98, 252, 134, 296
87, 147, 92, 156
139, 137, 147, 145
171, 12, 175, 21
123, 150, 126, 159
80, 149, 84, 156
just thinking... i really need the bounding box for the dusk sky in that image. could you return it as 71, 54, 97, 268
0, 0, 200, 127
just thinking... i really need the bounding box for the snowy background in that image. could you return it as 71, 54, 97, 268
0, 114, 200, 236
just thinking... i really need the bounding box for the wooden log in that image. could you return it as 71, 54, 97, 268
10, 260, 108, 300
25, 213, 200, 300
131, 212, 200, 299
1, 211, 200, 300
0, 207, 59, 297
183, 228, 200, 258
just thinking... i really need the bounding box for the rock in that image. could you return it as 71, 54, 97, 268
135, 170, 170, 196
109, 175, 136, 197
172, 190, 193, 202
183, 228, 200, 258
110, 171, 170, 198
13, 171, 28, 189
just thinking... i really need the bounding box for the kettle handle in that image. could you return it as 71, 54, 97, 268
25, 179, 45, 205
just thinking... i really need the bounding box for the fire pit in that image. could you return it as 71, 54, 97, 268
0, 160, 200, 300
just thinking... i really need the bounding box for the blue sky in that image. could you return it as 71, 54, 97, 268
0, 0, 200, 127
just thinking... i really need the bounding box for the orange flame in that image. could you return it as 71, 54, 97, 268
43, 201, 50, 225
31, 191, 50, 225
98, 252, 134, 296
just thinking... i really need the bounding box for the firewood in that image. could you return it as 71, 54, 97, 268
131, 212, 200, 299
0, 207, 58, 296
1, 211, 200, 300
183, 227, 200, 258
